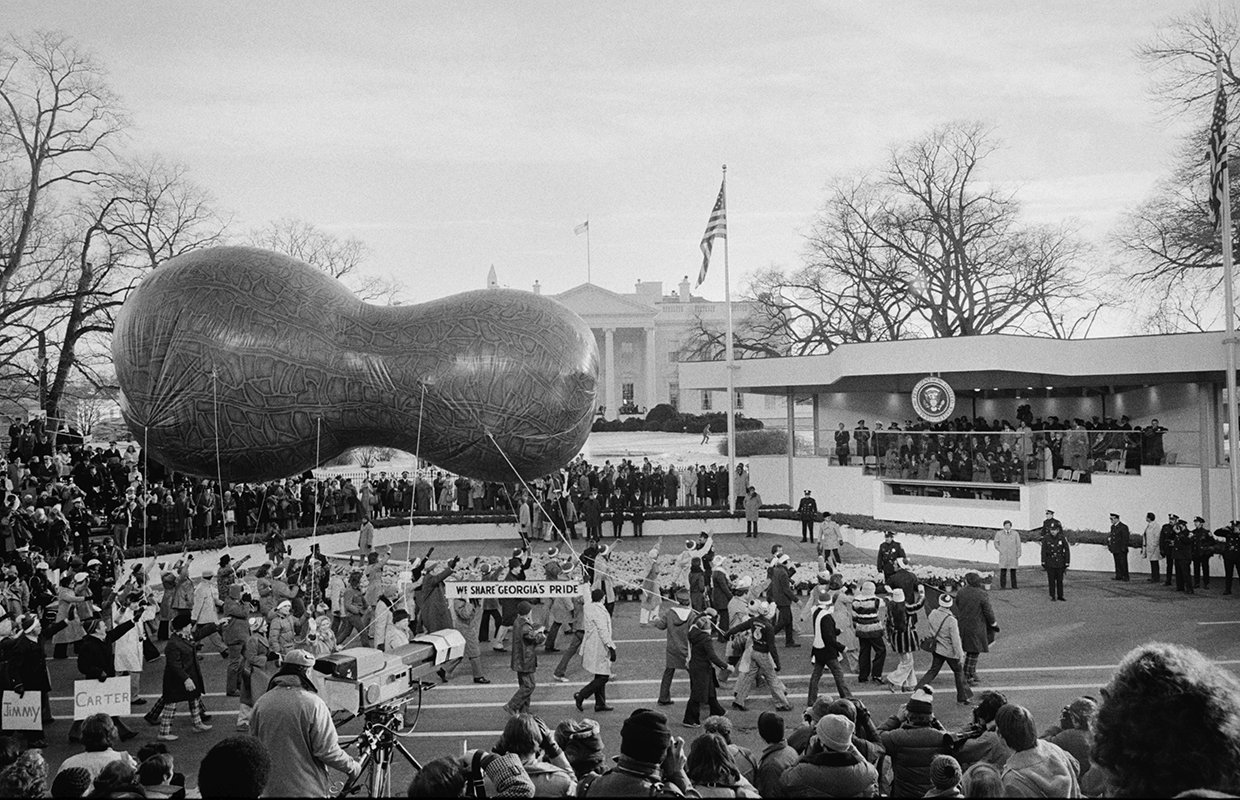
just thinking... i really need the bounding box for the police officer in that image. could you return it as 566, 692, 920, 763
1041, 511, 1070, 601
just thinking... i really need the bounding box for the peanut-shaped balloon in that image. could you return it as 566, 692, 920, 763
113, 246, 599, 483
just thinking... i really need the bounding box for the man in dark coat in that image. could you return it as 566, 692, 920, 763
155, 613, 214, 740
1160, 513, 1179, 587
954, 573, 998, 686
1041, 512, 1070, 601
877, 531, 906, 580
709, 566, 732, 640
768, 556, 799, 647
834, 423, 851, 465
1107, 513, 1131, 581
1191, 516, 1215, 589
71, 617, 138, 742
1172, 521, 1196, 594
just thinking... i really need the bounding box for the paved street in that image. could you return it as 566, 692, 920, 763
34, 531, 1240, 794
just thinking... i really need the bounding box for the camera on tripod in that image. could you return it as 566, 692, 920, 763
314, 629, 465, 715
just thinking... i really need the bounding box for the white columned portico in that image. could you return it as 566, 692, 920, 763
645, 327, 658, 411
604, 327, 618, 418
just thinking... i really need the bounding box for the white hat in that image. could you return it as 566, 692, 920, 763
939, 593, 954, 608
73, 572, 89, 583
276, 600, 293, 612
734, 575, 753, 590
86, 559, 102, 568
890, 588, 906, 603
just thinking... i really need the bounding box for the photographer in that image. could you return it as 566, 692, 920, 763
488, 713, 576, 796
952, 691, 1012, 770
250, 649, 361, 797
579, 709, 692, 797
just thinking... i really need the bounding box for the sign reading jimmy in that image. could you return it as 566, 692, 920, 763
912, 376, 956, 424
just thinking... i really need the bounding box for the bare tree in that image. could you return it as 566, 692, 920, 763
686, 122, 1096, 359
1119, 8, 1240, 329
249, 217, 402, 303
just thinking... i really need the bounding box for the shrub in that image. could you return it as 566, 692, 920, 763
646, 403, 677, 424
721, 429, 790, 457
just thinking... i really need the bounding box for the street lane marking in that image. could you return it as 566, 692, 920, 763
1199, 621, 1240, 625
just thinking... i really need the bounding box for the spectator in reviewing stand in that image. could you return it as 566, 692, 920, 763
196, 735, 272, 799
1090, 642, 1240, 798
995, 703, 1081, 797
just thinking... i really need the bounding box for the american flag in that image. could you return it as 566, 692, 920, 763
1208, 59, 1229, 231
698, 179, 727, 286
574, 221, 588, 235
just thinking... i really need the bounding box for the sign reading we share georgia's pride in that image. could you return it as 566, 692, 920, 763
2, 692, 42, 730
73, 677, 132, 720
445, 581, 585, 599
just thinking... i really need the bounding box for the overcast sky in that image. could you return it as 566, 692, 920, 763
9, 1, 1205, 309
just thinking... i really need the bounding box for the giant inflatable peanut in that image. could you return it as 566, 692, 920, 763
113, 246, 599, 483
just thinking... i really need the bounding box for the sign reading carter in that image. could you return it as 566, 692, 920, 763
912, 376, 956, 424
73, 677, 132, 720
445, 581, 584, 600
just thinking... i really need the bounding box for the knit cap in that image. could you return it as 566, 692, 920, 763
908, 686, 935, 715
930, 754, 963, 789
51, 766, 91, 798
757, 711, 784, 743
555, 717, 605, 775
816, 714, 854, 752
620, 708, 672, 764
808, 696, 835, 723
516, 600, 534, 616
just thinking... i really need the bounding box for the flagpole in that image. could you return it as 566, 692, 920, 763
586, 217, 592, 284
722, 164, 737, 516
1223, 135, 1237, 524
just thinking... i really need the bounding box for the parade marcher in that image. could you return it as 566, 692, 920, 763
552, 586, 586, 684
685, 608, 731, 728
8, 613, 62, 749
991, 520, 1021, 589
574, 588, 616, 713
1141, 512, 1161, 583
727, 600, 790, 712
797, 489, 818, 543
709, 563, 732, 639
1040, 511, 1070, 602
955, 573, 998, 687
1108, 513, 1131, 582
268, 599, 297, 655
444, 589, 489, 684
1192, 516, 1214, 590
415, 557, 458, 634
250, 649, 362, 797
767, 553, 798, 648
237, 616, 274, 730
689, 557, 707, 612
70, 618, 139, 744
154, 613, 214, 741
807, 587, 851, 705
503, 601, 546, 716
916, 594, 973, 705
220, 584, 252, 697
818, 511, 843, 567
883, 587, 919, 693
111, 592, 151, 708
654, 587, 694, 706
1172, 519, 1196, 594
851, 580, 886, 684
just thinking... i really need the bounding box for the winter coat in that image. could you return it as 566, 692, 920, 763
416, 567, 453, 633
250, 674, 359, 798
779, 746, 879, 797
162, 630, 208, 703
879, 722, 953, 798
510, 616, 545, 674
1141, 521, 1161, 561
53, 585, 90, 646
755, 742, 800, 799
581, 601, 614, 676
689, 570, 707, 611
954, 586, 996, 654
451, 598, 481, 659
885, 602, 919, 655
819, 520, 843, 552
743, 491, 761, 522
112, 606, 149, 674
1108, 521, 1132, 554
76, 621, 135, 679
993, 528, 1021, 568
221, 598, 252, 647
1000, 740, 1082, 798
653, 606, 693, 669
768, 565, 796, 607
710, 569, 732, 610
240, 631, 271, 706
925, 607, 965, 660
268, 614, 297, 655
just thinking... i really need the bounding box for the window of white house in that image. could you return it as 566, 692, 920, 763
701, 391, 712, 411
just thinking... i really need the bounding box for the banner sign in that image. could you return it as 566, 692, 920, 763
73, 677, 132, 720
445, 581, 584, 599
2, 692, 43, 730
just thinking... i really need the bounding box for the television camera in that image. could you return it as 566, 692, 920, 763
313, 629, 465, 798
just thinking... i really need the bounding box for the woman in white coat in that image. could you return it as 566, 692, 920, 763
113, 592, 153, 706
573, 588, 615, 712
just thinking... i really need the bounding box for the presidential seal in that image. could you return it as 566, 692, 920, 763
912, 376, 955, 424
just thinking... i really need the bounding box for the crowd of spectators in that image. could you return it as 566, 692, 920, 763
833, 410, 1169, 485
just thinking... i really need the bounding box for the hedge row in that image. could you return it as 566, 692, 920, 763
591, 409, 765, 434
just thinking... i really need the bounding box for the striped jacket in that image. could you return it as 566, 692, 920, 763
851, 595, 884, 638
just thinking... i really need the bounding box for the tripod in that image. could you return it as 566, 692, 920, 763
335, 704, 423, 798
